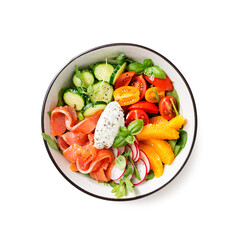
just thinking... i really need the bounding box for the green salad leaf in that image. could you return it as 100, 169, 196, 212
42, 133, 59, 151
115, 155, 126, 170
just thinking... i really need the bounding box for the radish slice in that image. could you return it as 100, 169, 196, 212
112, 147, 119, 157
133, 142, 140, 162
113, 161, 134, 184
126, 143, 139, 162
134, 136, 139, 146
131, 159, 147, 185
110, 165, 125, 181
118, 146, 125, 155
140, 150, 151, 173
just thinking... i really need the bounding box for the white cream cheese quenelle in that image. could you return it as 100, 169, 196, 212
94, 101, 125, 149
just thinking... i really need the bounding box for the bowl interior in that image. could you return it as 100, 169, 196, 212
42, 44, 197, 200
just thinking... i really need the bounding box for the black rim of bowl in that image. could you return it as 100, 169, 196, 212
41, 43, 198, 201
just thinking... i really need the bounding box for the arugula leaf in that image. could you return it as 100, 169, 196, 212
123, 164, 133, 178
123, 149, 132, 158
115, 155, 126, 170
145, 170, 155, 180
111, 179, 126, 198
129, 156, 141, 180
42, 133, 59, 151
124, 178, 134, 193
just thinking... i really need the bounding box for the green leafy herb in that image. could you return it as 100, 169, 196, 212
145, 170, 155, 180
47, 111, 51, 117
124, 178, 134, 193
111, 179, 126, 198
123, 149, 132, 158
170, 98, 179, 116
127, 119, 144, 135
168, 139, 177, 151
123, 164, 133, 178
143, 59, 154, 68
127, 61, 145, 74
170, 130, 188, 156
113, 119, 143, 148
41, 133, 59, 151
144, 65, 166, 79
115, 155, 126, 170
152, 87, 160, 103
57, 88, 66, 107
110, 53, 133, 65
166, 89, 180, 110
126, 135, 135, 144
129, 156, 141, 181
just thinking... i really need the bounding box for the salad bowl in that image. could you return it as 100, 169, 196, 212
41, 43, 197, 201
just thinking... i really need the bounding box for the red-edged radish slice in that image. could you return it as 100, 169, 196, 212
139, 150, 151, 173
118, 146, 125, 155
127, 143, 138, 162
131, 159, 147, 185
110, 165, 125, 181
112, 147, 119, 157
113, 161, 134, 184
133, 142, 140, 162
134, 136, 139, 146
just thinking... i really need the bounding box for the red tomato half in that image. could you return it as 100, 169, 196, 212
143, 75, 173, 91
114, 71, 135, 89
129, 75, 147, 100
159, 96, 178, 120
128, 101, 158, 114
126, 109, 149, 126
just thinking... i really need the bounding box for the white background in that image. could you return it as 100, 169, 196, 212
1, 0, 239, 239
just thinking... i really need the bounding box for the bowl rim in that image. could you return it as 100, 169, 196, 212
41, 42, 198, 201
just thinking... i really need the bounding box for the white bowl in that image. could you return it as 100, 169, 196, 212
41, 43, 197, 201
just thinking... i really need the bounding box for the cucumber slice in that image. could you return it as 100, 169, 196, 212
89, 81, 113, 103
109, 61, 127, 85
63, 89, 85, 111
73, 69, 94, 88
77, 111, 85, 121
93, 63, 114, 82
83, 101, 107, 117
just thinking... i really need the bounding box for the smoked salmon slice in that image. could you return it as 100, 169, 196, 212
71, 110, 103, 134
62, 131, 88, 146
57, 136, 69, 151
51, 106, 77, 136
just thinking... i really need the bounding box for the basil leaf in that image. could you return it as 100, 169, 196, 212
42, 133, 59, 151
144, 65, 166, 79
119, 126, 130, 137
166, 89, 180, 110
124, 178, 134, 193
126, 135, 135, 144
127, 61, 145, 74
113, 135, 127, 148
115, 155, 126, 170
127, 119, 144, 135
143, 59, 154, 68
145, 170, 155, 180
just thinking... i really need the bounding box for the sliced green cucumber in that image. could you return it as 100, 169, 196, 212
109, 61, 127, 85
93, 63, 114, 82
63, 89, 85, 111
89, 81, 113, 103
83, 101, 107, 117
77, 111, 85, 121
73, 69, 94, 88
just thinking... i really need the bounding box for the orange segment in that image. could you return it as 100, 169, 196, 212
167, 115, 185, 130
142, 139, 175, 165
137, 124, 179, 141
149, 116, 168, 125
139, 143, 164, 178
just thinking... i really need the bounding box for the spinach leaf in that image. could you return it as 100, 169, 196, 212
174, 130, 188, 156
166, 89, 180, 110
42, 133, 59, 151
145, 170, 155, 180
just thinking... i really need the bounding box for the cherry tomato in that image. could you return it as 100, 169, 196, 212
128, 101, 158, 114
126, 109, 149, 126
159, 96, 178, 120
145, 87, 165, 103
143, 75, 173, 91
114, 71, 135, 89
113, 86, 140, 106
129, 75, 147, 100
